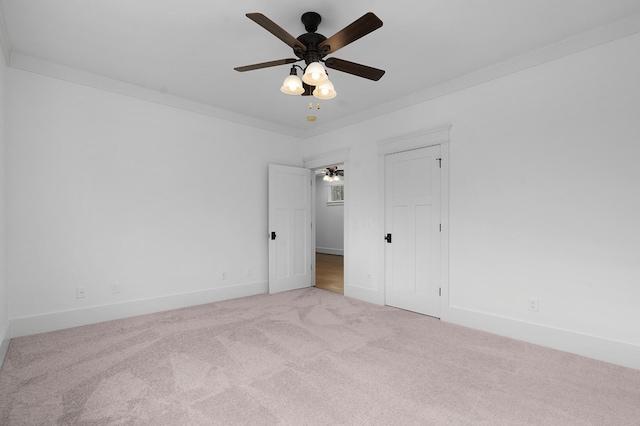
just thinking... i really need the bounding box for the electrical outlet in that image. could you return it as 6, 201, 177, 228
220, 271, 227, 280
77, 286, 86, 298
111, 283, 121, 294
528, 298, 539, 312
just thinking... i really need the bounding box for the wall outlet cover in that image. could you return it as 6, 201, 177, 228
77, 287, 86, 298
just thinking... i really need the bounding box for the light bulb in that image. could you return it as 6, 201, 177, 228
312, 79, 336, 100
302, 62, 328, 85
280, 72, 304, 95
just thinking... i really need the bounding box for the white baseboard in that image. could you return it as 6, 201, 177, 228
0, 321, 10, 368
316, 248, 344, 256
441, 305, 640, 371
10, 283, 637, 371
345, 283, 384, 306
10, 281, 268, 338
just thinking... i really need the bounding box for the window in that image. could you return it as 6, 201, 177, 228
327, 183, 344, 205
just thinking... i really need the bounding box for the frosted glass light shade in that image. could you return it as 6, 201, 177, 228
312, 79, 336, 100
280, 74, 304, 95
302, 62, 328, 85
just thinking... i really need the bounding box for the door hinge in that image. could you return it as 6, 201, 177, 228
436, 158, 442, 168
439, 288, 442, 296
439, 223, 442, 232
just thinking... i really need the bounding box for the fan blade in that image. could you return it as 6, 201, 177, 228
246, 13, 307, 52
234, 58, 299, 72
324, 58, 385, 81
319, 12, 383, 55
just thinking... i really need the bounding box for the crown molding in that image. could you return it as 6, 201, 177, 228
9, 53, 307, 139
5, 12, 640, 139
308, 12, 640, 138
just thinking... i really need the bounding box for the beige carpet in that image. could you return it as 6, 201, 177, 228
1, 288, 639, 425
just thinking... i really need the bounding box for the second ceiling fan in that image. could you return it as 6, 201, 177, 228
234, 11, 385, 98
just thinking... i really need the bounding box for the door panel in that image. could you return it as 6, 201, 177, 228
385, 146, 441, 317
415, 204, 433, 296
391, 205, 409, 292
275, 209, 290, 279
269, 164, 312, 293
293, 209, 307, 276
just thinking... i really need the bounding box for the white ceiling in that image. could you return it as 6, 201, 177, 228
1, 0, 640, 137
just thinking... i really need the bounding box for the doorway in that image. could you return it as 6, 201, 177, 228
315, 253, 344, 294
314, 165, 345, 295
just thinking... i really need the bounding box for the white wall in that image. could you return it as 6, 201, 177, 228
304, 33, 640, 369
0, 46, 9, 363
3, 24, 639, 371
315, 174, 344, 255
6, 69, 304, 336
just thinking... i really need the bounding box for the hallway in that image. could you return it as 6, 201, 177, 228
314, 253, 343, 295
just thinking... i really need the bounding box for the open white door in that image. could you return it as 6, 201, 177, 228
384, 145, 441, 317
268, 164, 313, 294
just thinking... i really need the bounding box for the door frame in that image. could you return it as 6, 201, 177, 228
304, 149, 350, 293
377, 125, 451, 314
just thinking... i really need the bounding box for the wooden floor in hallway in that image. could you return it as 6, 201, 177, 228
315, 253, 344, 295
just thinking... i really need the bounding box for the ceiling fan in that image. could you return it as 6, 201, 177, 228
323, 166, 343, 182
234, 11, 385, 98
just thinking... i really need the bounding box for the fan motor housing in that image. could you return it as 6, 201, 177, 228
295, 32, 327, 63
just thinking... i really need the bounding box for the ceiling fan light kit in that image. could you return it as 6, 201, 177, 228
301, 61, 328, 86
323, 166, 343, 182
235, 11, 385, 103
312, 79, 337, 100
280, 67, 305, 95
